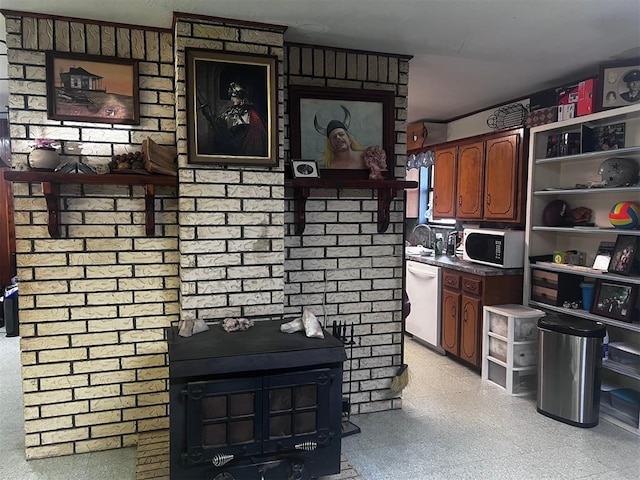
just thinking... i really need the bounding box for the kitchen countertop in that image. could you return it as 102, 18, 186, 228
406, 253, 524, 276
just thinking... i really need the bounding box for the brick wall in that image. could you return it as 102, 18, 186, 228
5, 12, 178, 459
4, 9, 410, 459
173, 14, 287, 321
284, 45, 410, 414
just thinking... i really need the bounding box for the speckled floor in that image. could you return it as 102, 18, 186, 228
2, 328, 639, 480
342, 338, 640, 480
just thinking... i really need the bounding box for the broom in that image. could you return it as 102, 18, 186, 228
390, 291, 410, 392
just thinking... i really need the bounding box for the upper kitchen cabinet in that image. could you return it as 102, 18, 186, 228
430, 128, 526, 223
456, 140, 485, 219
484, 133, 522, 221
433, 146, 457, 218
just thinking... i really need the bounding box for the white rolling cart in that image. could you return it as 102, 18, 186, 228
482, 304, 546, 396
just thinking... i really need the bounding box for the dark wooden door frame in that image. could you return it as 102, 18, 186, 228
0, 167, 16, 286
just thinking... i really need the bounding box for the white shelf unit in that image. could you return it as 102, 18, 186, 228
481, 304, 546, 396
523, 103, 640, 436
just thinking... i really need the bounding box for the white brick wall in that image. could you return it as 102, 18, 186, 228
5, 12, 178, 459
174, 15, 286, 321
5, 9, 409, 460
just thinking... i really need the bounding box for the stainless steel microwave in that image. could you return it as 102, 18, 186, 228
462, 228, 525, 268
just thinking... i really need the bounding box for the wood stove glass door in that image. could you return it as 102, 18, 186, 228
262, 368, 335, 454
184, 377, 263, 464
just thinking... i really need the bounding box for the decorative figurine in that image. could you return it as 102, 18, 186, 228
363, 145, 387, 180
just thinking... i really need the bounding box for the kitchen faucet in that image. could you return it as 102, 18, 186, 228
410, 223, 433, 249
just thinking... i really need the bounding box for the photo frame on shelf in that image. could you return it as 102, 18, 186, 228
608, 235, 639, 276
288, 85, 395, 180
185, 48, 278, 166
291, 160, 320, 179
582, 122, 626, 152
45, 51, 139, 125
591, 279, 638, 322
597, 57, 640, 111
592, 241, 615, 271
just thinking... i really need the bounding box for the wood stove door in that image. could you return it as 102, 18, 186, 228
262, 368, 336, 454
183, 377, 263, 465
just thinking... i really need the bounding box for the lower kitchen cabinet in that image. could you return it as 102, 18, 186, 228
441, 267, 523, 368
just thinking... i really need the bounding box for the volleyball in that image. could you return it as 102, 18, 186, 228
609, 201, 640, 229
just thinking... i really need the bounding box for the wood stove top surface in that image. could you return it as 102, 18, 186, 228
167, 320, 347, 377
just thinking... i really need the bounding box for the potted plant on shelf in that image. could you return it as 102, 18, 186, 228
28, 138, 61, 170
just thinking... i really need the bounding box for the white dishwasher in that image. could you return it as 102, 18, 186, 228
405, 260, 444, 354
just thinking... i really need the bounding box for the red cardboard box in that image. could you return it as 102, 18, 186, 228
577, 79, 597, 116
557, 79, 597, 117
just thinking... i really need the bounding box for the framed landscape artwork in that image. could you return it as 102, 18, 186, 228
185, 49, 278, 166
46, 51, 139, 125
289, 85, 395, 179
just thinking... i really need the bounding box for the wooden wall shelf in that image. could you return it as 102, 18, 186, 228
284, 178, 418, 234
3, 171, 177, 238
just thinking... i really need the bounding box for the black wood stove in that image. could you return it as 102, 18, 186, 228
168, 320, 346, 480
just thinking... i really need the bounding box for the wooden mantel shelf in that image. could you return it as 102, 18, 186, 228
284, 178, 418, 234
3, 170, 177, 238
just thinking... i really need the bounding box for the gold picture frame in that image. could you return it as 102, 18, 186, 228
185, 49, 278, 166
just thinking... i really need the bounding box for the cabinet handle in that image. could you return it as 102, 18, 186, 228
487, 193, 491, 205
458, 196, 462, 206
463, 305, 468, 323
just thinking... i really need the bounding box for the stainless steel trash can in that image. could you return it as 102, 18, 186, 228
537, 315, 605, 428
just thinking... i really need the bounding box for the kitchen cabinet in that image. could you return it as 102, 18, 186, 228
433, 147, 457, 218
523, 103, 640, 436
441, 267, 523, 368
484, 134, 521, 221
456, 141, 484, 219
430, 128, 525, 223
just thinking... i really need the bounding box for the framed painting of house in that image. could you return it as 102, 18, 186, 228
45, 51, 140, 125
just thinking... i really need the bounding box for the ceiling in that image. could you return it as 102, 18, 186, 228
0, 0, 639, 122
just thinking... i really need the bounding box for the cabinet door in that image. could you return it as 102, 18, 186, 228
433, 147, 457, 219
483, 134, 519, 221
441, 289, 460, 355
460, 294, 481, 367
456, 141, 484, 219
